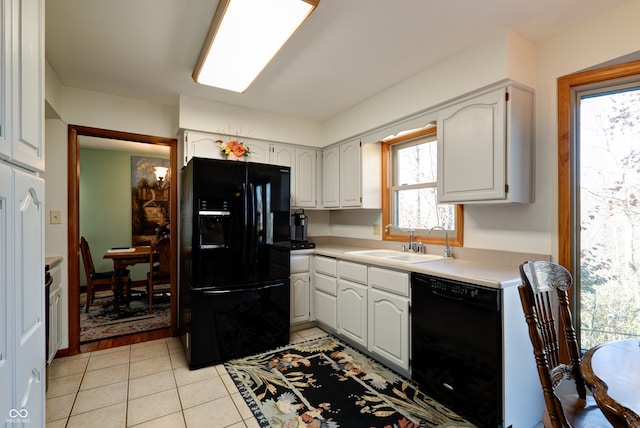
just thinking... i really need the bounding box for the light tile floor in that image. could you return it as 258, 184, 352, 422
46, 327, 328, 427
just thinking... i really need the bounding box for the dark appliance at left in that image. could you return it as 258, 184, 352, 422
179, 157, 291, 369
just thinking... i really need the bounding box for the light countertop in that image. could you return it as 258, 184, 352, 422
45, 256, 63, 271
292, 243, 545, 289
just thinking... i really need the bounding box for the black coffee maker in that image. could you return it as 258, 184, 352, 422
290, 209, 314, 249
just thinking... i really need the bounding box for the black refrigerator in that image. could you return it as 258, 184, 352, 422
179, 157, 291, 369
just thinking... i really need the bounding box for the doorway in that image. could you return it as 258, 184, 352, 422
67, 125, 178, 355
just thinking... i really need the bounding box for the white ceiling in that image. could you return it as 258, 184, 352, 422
46, 0, 630, 123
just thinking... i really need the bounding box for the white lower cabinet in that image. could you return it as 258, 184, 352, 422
337, 279, 367, 347
368, 267, 410, 371
336, 260, 368, 346
48, 264, 63, 364
314, 288, 337, 330
290, 254, 311, 325
312, 256, 338, 330
291, 273, 310, 324
368, 288, 409, 371
312, 255, 410, 373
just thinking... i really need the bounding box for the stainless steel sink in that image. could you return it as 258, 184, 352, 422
345, 249, 444, 264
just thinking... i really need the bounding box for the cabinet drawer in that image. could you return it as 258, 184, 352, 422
369, 267, 409, 296
291, 255, 310, 273
313, 272, 337, 296
338, 260, 367, 284
314, 256, 337, 277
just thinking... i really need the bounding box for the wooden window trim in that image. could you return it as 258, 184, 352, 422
381, 127, 464, 246
557, 60, 640, 271
557, 60, 640, 360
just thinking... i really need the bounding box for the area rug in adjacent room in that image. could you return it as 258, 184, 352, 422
80, 292, 170, 343
225, 335, 476, 428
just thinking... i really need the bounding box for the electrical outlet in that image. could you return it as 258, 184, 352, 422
373, 223, 381, 235
50, 210, 62, 224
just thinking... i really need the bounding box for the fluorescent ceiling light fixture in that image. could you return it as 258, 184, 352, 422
193, 0, 318, 93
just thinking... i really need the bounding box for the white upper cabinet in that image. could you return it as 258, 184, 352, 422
181, 130, 225, 164
270, 143, 295, 167
0, 0, 44, 172
322, 146, 340, 208
339, 141, 361, 207
247, 140, 270, 164
437, 81, 533, 203
294, 148, 317, 208
268, 143, 319, 208
323, 140, 381, 209
180, 129, 318, 208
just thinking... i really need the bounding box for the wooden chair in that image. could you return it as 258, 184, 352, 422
79, 236, 131, 313
147, 238, 170, 313
518, 260, 610, 427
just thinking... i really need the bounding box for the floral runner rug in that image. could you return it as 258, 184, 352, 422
225, 335, 476, 428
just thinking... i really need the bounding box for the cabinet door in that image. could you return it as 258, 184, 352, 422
368, 288, 409, 371
185, 130, 225, 164
295, 148, 317, 208
291, 272, 310, 324
271, 144, 296, 205
337, 279, 367, 346
339, 141, 361, 207
13, 168, 45, 425
11, 0, 44, 172
322, 147, 339, 208
314, 290, 337, 331
0, 0, 10, 159
271, 144, 295, 167
437, 88, 506, 202
247, 141, 270, 164
0, 163, 12, 415
47, 287, 56, 364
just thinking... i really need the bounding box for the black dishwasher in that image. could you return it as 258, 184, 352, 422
411, 272, 502, 427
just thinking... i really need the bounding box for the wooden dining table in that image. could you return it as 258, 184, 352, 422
103, 246, 151, 313
581, 338, 640, 426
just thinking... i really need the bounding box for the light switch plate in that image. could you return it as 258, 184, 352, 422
50, 210, 62, 224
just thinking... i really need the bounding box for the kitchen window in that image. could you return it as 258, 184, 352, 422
381, 125, 463, 246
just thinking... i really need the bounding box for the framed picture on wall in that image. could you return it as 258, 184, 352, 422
131, 156, 170, 246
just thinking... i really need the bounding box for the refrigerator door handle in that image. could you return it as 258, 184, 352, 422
249, 182, 256, 260
196, 283, 285, 295
242, 182, 248, 262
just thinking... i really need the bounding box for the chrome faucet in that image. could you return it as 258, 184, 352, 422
385, 224, 415, 252
429, 226, 451, 258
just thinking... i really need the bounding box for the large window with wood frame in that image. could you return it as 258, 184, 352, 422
558, 60, 640, 351
382, 126, 463, 245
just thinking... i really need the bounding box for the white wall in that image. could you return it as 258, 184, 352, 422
321, 2, 640, 258
44, 118, 70, 349
61, 87, 178, 138
322, 30, 535, 145
534, 0, 640, 259
43, 84, 185, 350
178, 95, 323, 147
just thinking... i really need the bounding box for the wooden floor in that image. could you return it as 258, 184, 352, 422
79, 327, 172, 353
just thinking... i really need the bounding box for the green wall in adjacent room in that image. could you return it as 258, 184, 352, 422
79, 148, 169, 284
